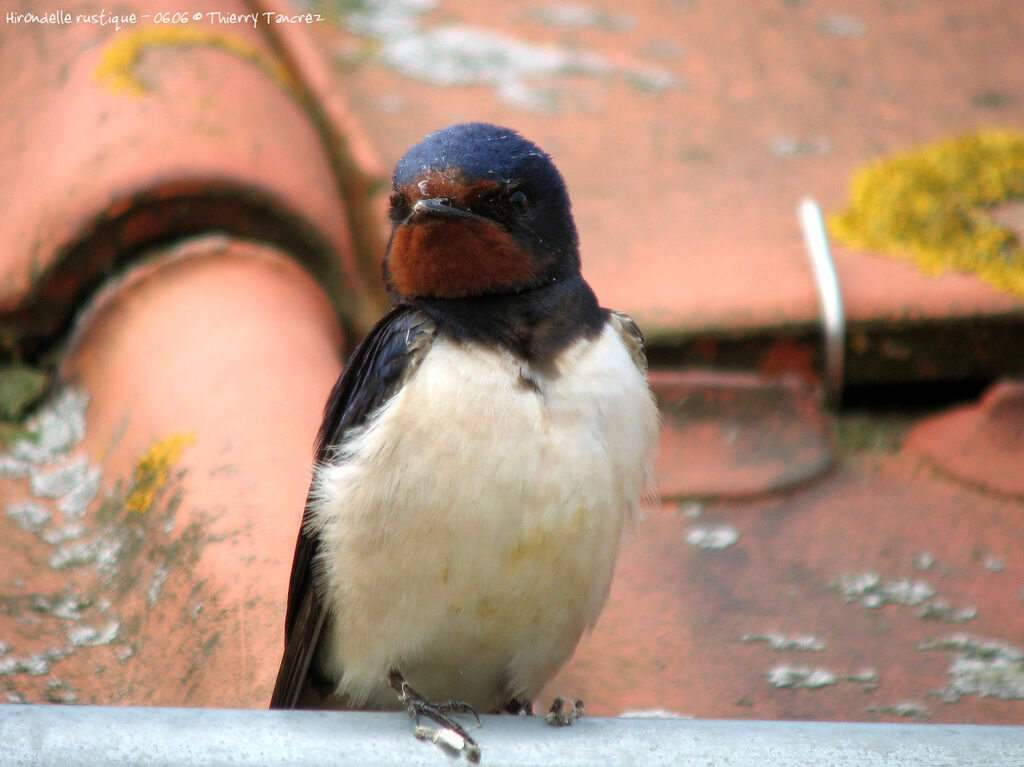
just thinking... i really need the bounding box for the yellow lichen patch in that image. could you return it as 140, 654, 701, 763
126, 432, 195, 514
94, 26, 300, 99
830, 129, 1024, 299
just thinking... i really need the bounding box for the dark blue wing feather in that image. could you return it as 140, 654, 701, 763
270, 305, 436, 709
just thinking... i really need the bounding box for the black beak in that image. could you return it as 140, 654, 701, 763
410, 198, 488, 223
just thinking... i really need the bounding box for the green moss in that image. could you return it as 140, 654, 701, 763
0, 365, 48, 420
830, 129, 1024, 300
0, 421, 28, 449
0, 365, 49, 447
832, 412, 913, 456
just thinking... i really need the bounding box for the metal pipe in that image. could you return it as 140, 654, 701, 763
798, 197, 845, 407
1, 705, 1022, 767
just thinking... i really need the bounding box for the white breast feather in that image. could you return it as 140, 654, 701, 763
306, 321, 659, 711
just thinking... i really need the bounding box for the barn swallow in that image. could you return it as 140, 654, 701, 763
271, 122, 659, 760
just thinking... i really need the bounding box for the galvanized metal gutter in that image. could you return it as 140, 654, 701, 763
1, 705, 1022, 767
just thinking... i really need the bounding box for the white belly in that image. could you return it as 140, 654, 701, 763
306, 322, 658, 711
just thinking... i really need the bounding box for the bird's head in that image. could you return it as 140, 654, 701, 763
384, 123, 580, 301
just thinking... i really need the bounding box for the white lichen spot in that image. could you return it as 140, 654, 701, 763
532, 3, 635, 31
20, 654, 52, 676
914, 551, 935, 571
92, 536, 125, 574
625, 68, 683, 93
918, 600, 977, 623
116, 644, 135, 662
872, 700, 932, 719
67, 627, 98, 647
1, 388, 104, 567
862, 593, 884, 609
6, 691, 25, 703
45, 679, 78, 704
11, 389, 88, 464
6, 500, 50, 532
847, 667, 879, 689
686, 524, 739, 551
41, 523, 87, 545
57, 464, 101, 520
30, 456, 91, 500
383, 25, 611, 106
741, 633, 826, 652
946, 655, 1024, 701
93, 623, 120, 646
835, 570, 880, 600
680, 501, 703, 519
67, 621, 119, 648
835, 572, 934, 608
51, 595, 87, 621
0, 455, 32, 478
48, 540, 98, 570
982, 554, 1005, 573
146, 564, 170, 607
766, 665, 837, 689
45, 646, 71, 663
883, 578, 936, 606
920, 634, 1024, 702
393, 25, 589, 84
498, 81, 563, 113
352, 1, 678, 114
48, 535, 124, 573
0, 639, 10, 655
771, 135, 833, 158
340, 0, 438, 40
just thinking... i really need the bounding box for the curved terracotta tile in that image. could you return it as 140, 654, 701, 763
905, 379, 1024, 499
650, 370, 834, 499
0, 0, 382, 357
255, 0, 393, 305
301, 0, 1024, 363
0, 237, 342, 707
545, 452, 1024, 723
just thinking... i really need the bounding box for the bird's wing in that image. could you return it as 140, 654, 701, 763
606, 310, 649, 373
270, 305, 437, 709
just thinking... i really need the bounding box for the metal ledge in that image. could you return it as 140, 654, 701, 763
1, 706, 1022, 767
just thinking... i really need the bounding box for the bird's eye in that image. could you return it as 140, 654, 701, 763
507, 189, 529, 215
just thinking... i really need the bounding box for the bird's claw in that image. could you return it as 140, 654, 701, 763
413, 724, 482, 763
545, 696, 585, 726
390, 670, 482, 762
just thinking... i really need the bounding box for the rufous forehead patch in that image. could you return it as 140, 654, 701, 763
396, 169, 502, 207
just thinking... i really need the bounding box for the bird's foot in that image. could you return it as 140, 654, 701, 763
502, 698, 533, 716
389, 670, 482, 762
544, 696, 585, 726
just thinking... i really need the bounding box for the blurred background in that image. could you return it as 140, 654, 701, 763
0, 0, 1022, 725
